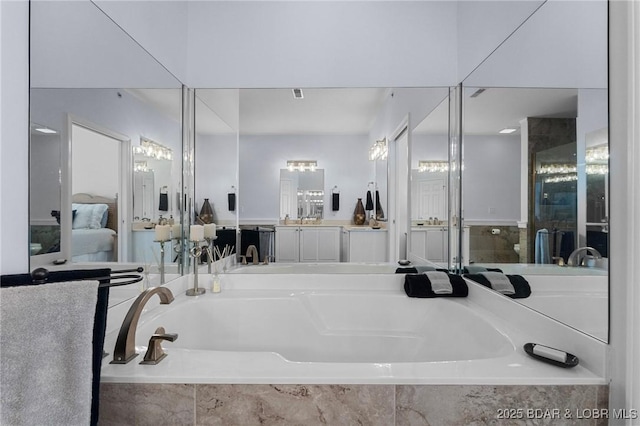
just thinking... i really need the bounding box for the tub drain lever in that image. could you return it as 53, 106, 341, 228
140, 326, 178, 365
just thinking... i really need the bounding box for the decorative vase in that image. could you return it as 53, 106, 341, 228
199, 198, 214, 224
353, 198, 366, 225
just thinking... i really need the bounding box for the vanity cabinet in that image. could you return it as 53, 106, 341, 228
132, 229, 172, 264
343, 229, 388, 262
275, 226, 341, 262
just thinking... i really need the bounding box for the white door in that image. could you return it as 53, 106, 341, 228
417, 178, 446, 220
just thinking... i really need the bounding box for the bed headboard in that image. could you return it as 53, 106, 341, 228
72, 193, 118, 232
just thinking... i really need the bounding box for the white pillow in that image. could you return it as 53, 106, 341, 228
72, 203, 109, 229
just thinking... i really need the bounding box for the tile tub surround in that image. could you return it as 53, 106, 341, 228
468, 225, 520, 264
99, 383, 609, 425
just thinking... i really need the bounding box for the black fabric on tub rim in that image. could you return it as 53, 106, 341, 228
464, 273, 532, 299
404, 273, 468, 298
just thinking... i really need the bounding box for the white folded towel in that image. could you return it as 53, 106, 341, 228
480, 271, 516, 295
424, 271, 453, 294
1, 280, 98, 426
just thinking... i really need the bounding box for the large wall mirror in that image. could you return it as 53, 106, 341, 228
461, 0, 608, 341
29, 1, 185, 300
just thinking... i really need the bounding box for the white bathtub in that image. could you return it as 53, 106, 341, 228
102, 273, 606, 385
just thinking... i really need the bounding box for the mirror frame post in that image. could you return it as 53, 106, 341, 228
448, 84, 464, 273
180, 85, 196, 275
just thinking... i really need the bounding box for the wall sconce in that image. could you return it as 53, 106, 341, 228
369, 138, 388, 161
418, 160, 449, 173
287, 160, 317, 172
133, 137, 173, 161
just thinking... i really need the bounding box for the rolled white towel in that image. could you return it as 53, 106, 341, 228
480, 271, 515, 295
424, 271, 453, 295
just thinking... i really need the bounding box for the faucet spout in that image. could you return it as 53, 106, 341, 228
246, 245, 259, 265
567, 246, 602, 267
110, 286, 174, 364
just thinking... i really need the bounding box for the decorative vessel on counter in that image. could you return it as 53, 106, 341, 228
353, 198, 366, 225
199, 198, 214, 224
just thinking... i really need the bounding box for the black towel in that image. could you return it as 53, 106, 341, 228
158, 192, 169, 211
375, 190, 384, 218
332, 193, 340, 211
464, 274, 532, 299
404, 273, 468, 298
396, 267, 418, 274
1, 268, 111, 426
462, 266, 503, 274
365, 190, 374, 211
228, 193, 236, 211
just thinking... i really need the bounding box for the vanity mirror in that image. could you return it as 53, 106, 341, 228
279, 169, 325, 220
29, 0, 184, 280
461, 0, 608, 341
409, 95, 450, 265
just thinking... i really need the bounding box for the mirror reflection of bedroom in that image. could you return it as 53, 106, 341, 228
71, 124, 122, 262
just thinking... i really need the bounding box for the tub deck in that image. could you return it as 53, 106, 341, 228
102, 273, 606, 386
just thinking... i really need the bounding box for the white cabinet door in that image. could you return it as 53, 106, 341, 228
349, 231, 388, 262
299, 227, 340, 262
425, 228, 446, 262
275, 227, 299, 262
316, 228, 341, 261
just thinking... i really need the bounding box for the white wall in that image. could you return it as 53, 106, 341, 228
93, 0, 189, 83
464, 0, 608, 88
195, 133, 238, 225
462, 135, 521, 223
609, 0, 640, 418
72, 125, 120, 198
0, 0, 29, 274
30, 133, 63, 225
456, 0, 545, 81
186, 1, 458, 88
239, 134, 372, 222
30, 1, 180, 89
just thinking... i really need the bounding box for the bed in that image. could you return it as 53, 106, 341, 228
71, 193, 118, 262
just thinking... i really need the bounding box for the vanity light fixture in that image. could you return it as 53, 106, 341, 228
369, 138, 388, 161
287, 160, 317, 172
499, 128, 518, 134
586, 145, 609, 163
538, 164, 577, 175
418, 160, 449, 173
134, 161, 149, 173
134, 138, 173, 161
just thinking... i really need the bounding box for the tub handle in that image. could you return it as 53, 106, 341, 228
140, 326, 178, 365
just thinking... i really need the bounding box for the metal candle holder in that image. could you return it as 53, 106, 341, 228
186, 240, 206, 296
154, 240, 167, 285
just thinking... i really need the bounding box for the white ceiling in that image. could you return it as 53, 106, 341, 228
129, 87, 582, 138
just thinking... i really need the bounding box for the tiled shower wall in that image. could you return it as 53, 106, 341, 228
468, 225, 520, 264
100, 383, 608, 425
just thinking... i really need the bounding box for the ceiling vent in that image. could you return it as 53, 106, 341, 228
470, 88, 487, 98
292, 88, 304, 99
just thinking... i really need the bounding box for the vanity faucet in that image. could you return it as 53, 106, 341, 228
567, 247, 602, 267
246, 245, 259, 265
111, 286, 175, 364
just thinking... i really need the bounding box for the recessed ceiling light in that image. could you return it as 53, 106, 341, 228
35, 127, 58, 134
499, 128, 517, 134
292, 88, 304, 99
